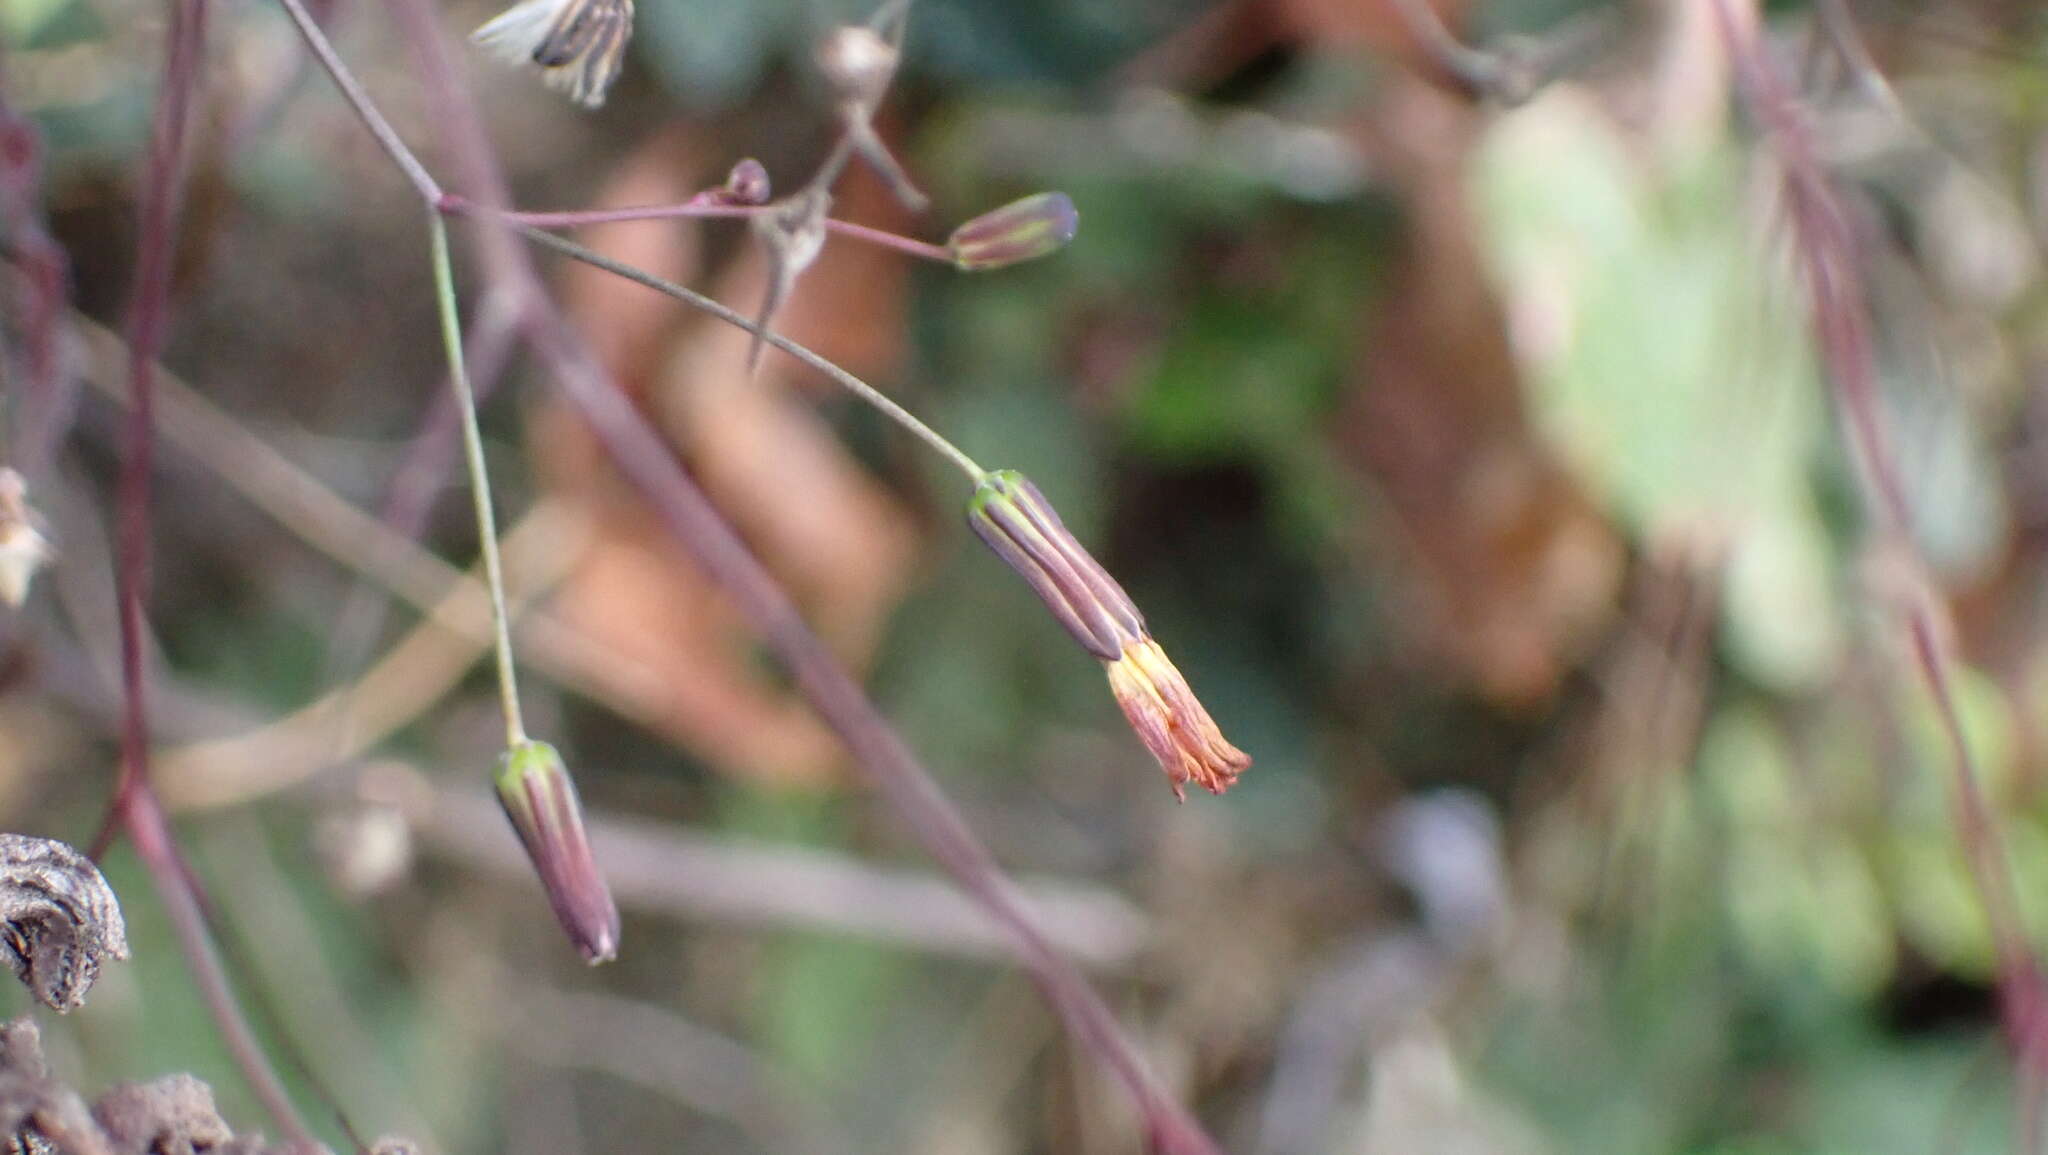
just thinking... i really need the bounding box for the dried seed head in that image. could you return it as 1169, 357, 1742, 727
967, 470, 1145, 660
494, 741, 620, 964
0, 1018, 102, 1155
947, 193, 1079, 271
473, 0, 635, 109
0, 835, 128, 1012
746, 189, 832, 372
1104, 639, 1251, 801
816, 26, 898, 110
0, 471, 51, 609
92, 1075, 231, 1155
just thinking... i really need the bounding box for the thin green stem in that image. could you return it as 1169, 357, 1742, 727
508, 222, 988, 485
429, 213, 527, 747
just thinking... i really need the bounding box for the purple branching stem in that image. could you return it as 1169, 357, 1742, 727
274, 0, 439, 203
103, 0, 316, 1143
437, 195, 956, 264
275, 0, 1220, 1144
1711, 0, 2047, 1128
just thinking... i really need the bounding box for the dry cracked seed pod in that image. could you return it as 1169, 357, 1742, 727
0, 1020, 106, 1155
0, 1017, 419, 1155
91, 1076, 232, 1155
0, 835, 129, 1012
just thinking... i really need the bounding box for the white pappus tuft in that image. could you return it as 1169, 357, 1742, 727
472, 0, 634, 110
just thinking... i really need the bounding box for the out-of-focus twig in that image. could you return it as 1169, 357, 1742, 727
0, 84, 78, 483
68, 313, 751, 808
100, 0, 314, 1140
417, 784, 1151, 969
1710, 0, 2048, 1138
440, 195, 955, 264
496, 980, 836, 1155
157, 503, 578, 810
1383, 0, 1612, 106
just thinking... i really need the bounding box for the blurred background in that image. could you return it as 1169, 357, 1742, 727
5, 0, 2048, 1151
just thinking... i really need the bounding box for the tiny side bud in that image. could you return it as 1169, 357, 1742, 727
723, 158, 772, 205
947, 193, 1079, 271
495, 740, 620, 963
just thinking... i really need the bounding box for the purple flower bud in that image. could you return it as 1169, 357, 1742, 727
968, 470, 1145, 661
494, 740, 620, 963
723, 158, 772, 205
946, 193, 1079, 272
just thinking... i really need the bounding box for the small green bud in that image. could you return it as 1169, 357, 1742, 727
495, 740, 620, 964
946, 193, 1079, 271
967, 470, 1145, 661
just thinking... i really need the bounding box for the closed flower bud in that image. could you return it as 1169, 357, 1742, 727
968, 471, 1250, 799
968, 471, 1144, 660
947, 193, 1079, 272
494, 740, 620, 963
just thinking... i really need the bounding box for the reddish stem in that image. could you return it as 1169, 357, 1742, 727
105, 0, 314, 1142
1711, 0, 2044, 1079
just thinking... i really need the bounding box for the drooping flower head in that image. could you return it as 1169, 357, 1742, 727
494, 740, 620, 963
968, 470, 1249, 799
1103, 638, 1249, 800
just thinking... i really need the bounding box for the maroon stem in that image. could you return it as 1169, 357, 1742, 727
107, 0, 314, 1142
439, 194, 955, 264
1710, 0, 2042, 1058
345, 0, 1220, 1146
0, 53, 78, 483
